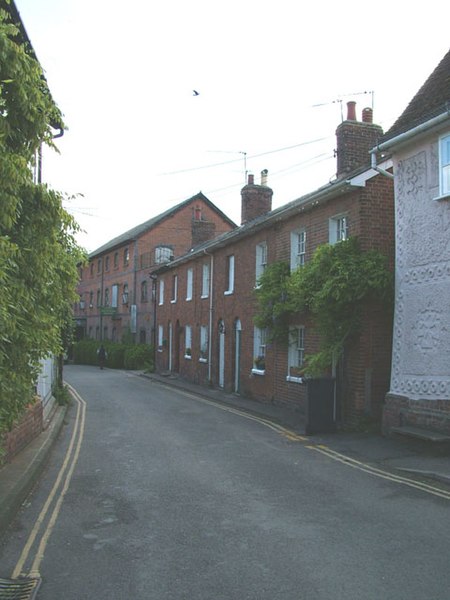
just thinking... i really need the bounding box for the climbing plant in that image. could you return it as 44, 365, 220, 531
0, 8, 85, 432
254, 238, 393, 375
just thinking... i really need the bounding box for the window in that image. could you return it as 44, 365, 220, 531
253, 327, 267, 372
104, 287, 110, 306
96, 289, 101, 306
141, 280, 148, 302
440, 134, 450, 196
185, 325, 192, 358
124, 247, 130, 266
171, 275, 178, 303
287, 326, 305, 381
97, 258, 102, 274
225, 255, 235, 295
329, 215, 348, 244
290, 229, 306, 271
255, 242, 267, 284
159, 279, 165, 305
90, 262, 94, 277
186, 267, 193, 301
155, 245, 174, 264
111, 284, 119, 308
122, 283, 129, 304
103, 326, 108, 340
105, 256, 110, 271
114, 252, 118, 268
199, 325, 208, 361
89, 291, 93, 308
158, 325, 164, 349
201, 263, 210, 298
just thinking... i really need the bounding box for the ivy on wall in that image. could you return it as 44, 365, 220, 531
254, 238, 393, 375
0, 9, 86, 432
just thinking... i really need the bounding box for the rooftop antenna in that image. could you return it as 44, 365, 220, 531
207, 150, 247, 183
313, 91, 374, 120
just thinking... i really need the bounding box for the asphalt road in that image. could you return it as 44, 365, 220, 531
1, 364, 450, 599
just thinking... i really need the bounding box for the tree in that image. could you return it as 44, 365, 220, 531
0, 7, 85, 432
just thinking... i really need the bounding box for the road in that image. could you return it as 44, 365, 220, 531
1, 364, 450, 599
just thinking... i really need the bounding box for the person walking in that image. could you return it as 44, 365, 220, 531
97, 344, 107, 369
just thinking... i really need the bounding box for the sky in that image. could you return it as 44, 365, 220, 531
14, 0, 450, 253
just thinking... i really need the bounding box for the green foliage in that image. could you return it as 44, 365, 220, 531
72, 340, 154, 372
253, 261, 291, 343
254, 238, 393, 374
124, 344, 154, 371
0, 11, 85, 433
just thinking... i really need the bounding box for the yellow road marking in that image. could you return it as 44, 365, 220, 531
12, 384, 86, 579
151, 379, 450, 501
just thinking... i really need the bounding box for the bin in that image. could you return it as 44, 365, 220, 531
305, 377, 336, 434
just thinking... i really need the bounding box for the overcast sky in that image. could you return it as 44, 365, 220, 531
15, 0, 450, 252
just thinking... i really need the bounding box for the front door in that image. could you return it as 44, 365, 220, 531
218, 320, 225, 388
234, 319, 242, 393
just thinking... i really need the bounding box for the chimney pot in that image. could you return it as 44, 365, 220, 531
362, 107, 373, 123
248, 173, 254, 185
261, 169, 268, 186
346, 101, 357, 121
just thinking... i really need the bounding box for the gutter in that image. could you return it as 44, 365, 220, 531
370, 111, 450, 176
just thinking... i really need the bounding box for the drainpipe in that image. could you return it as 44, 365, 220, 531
370, 151, 394, 179
203, 249, 214, 383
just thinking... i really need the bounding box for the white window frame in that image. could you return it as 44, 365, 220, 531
111, 284, 119, 308
158, 279, 164, 306
171, 275, 178, 304
224, 254, 235, 295
201, 263, 210, 298
158, 324, 164, 351
186, 267, 193, 301
287, 326, 305, 383
252, 327, 267, 374
199, 325, 209, 362
255, 242, 268, 285
185, 325, 192, 359
329, 214, 348, 244
290, 229, 306, 271
155, 245, 174, 264
439, 133, 450, 197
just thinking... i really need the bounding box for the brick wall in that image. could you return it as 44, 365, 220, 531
1, 400, 43, 465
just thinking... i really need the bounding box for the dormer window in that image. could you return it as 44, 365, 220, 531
155, 245, 174, 264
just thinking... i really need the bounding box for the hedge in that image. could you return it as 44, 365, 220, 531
72, 340, 154, 371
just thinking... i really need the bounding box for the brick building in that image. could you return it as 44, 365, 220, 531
154, 103, 395, 427
74, 193, 236, 344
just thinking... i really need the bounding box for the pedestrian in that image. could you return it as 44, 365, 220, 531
97, 344, 107, 369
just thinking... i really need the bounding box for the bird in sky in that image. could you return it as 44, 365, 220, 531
193, 90, 199, 96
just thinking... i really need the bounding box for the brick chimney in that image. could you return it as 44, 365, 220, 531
335, 102, 382, 177
241, 170, 273, 225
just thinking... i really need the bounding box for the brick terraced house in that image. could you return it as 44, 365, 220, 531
74, 193, 236, 344
154, 103, 395, 427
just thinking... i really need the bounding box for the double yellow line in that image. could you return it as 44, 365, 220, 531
157, 381, 450, 501
12, 384, 86, 579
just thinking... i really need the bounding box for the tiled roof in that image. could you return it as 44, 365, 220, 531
89, 192, 236, 258
382, 48, 450, 143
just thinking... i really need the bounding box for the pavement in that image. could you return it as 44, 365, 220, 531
1, 370, 450, 539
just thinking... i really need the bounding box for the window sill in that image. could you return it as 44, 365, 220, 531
157, 348, 163, 353
199, 358, 208, 363
201, 295, 209, 300
186, 297, 192, 302
184, 355, 192, 360
251, 368, 265, 376
434, 193, 450, 202
170, 300, 177, 304
286, 375, 305, 384
224, 290, 234, 296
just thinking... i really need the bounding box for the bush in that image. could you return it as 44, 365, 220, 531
72, 340, 154, 371
124, 344, 154, 370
